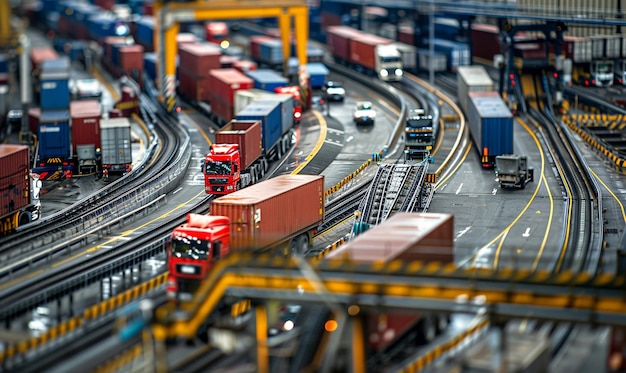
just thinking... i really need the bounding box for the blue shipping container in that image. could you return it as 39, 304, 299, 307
245, 69, 289, 92
236, 100, 282, 152
40, 71, 70, 111
41, 0, 58, 12
135, 16, 155, 50
259, 40, 284, 66
305, 62, 329, 88
430, 38, 471, 72
467, 91, 513, 158
144, 53, 178, 81
254, 95, 294, 136
40, 56, 71, 73
38, 110, 71, 158
0, 54, 7, 75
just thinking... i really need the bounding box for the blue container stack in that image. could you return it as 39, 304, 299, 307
305, 63, 329, 89
0, 54, 8, 75
245, 69, 289, 92
38, 57, 71, 159
135, 16, 156, 51
259, 39, 284, 67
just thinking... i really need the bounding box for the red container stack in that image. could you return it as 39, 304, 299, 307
178, 69, 210, 102
178, 43, 222, 76
119, 45, 144, 74
249, 35, 276, 62
176, 33, 198, 49
208, 68, 254, 123
70, 100, 102, 153
0, 145, 30, 220
220, 55, 240, 68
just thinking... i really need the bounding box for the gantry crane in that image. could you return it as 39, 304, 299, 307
154, 0, 309, 113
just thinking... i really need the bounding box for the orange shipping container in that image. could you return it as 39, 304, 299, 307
215, 120, 263, 170
28, 107, 41, 134
210, 174, 325, 252
178, 43, 222, 76
70, 100, 102, 152
0, 145, 30, 219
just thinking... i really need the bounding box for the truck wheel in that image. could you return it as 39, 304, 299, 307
290, 235, 309, 256
520, 179, 526, 189
18, 211, 31, 227
436, 313, 450, 333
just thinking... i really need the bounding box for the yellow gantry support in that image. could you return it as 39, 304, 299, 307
0, 0, 12, 45
256, 304, 269, 373
155, 0, 308, 111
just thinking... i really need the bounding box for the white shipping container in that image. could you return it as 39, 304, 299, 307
457, 65, 495, 115
621, 35, 626, 59
392, 42, 418, 71
417, 49, 447, 72
605, 35, 621, 58
100, 117, 132, 170
590, 35, 605, 59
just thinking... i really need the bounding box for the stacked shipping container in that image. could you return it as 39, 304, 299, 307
208, 68, 254, 124
177, 43, 222, 102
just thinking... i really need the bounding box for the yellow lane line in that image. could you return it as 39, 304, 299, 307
292, 110, 327, 174
181, 111, 213, 146
434, 142, 472, 191
589, 169, 626, 224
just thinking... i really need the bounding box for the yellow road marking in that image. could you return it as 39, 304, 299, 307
292, 110, 327, 174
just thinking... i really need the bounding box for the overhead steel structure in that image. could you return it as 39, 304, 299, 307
154, 0, 309, 112
151, 254, 626, 372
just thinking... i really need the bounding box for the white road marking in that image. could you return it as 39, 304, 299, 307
522, 228, 531, 237
455, 226, 471, 239
455, 183, 464, 195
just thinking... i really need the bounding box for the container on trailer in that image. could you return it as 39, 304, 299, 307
350, 33, 393, 70
470, 23, 502, 63
28, 107, 41, 134
561, 36, 592, 63
209, 99, 235, 125
104, 36, 132, 63
177, 67, 210, 102
40, 72, 70, 111
249, 35, 277, 62
100, 117, 132, 170
209, 174, 325, 252
30, 46, 59, 72
234, 88, 276, 115
305, 44, 325, 63
245, 69, 289, 92
0, 145, 30, 219
118, 44, 144, 74
430, 38, 471, 72
326, 212, 454, 263
305, 62, 329, 88
70, 100, 101, 152
392, 42, 418, 72
233, 60, 258, 74
605, 35, 621, 59
215, 120, 263, 169
326, 26, 361, 62
417, 49, 447, 72
236, 100, 282, 152
135, 16, 155, 51
258, 39, 284, 66
398, 25, 416, 46
38, 110, 71, 158
467, 91, 514, 159
208, 68, 254, 106
457, 65, 495, 115
178, 43, 222, 76
254, 96, 294, 135
589, 35, 606, 59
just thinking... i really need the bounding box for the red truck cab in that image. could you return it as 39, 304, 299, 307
205, 21, 229, 47
167, 214, 231, 301
204, 144, 241, 194
274, 86, 303, 123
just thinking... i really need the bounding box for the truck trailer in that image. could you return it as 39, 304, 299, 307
0, 145, 41, 235
100, 117, 132, 174
167, 174, 325, 300
324, 212, 454, 365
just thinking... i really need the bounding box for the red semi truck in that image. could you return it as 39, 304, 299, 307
325, 212, 454, 361
167, 174, 325, 300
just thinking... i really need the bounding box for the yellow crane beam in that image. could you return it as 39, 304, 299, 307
154, 1, 308, 112
0, 1, 13, 46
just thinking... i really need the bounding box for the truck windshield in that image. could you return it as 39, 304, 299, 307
171, 237, 209, 260
380, 56, 401, 63
205, 161, 232, 175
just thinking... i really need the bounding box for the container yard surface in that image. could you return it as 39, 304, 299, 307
210, 174, 325, 251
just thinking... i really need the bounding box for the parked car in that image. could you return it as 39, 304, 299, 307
69, 78, 103, 100
353, 101, 376, 125
321, 80, 346, 101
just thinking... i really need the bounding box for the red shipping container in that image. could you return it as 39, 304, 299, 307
178, 43, 222, 76
28, 107, 41, 134
220, 55, 240, 68
349, 33, 393, 70
209, 97, 235, 124
208, 68, 254, 106
471, 24, 502, 63
0, 145, 30, 220
108, 109, 124, 118
94, 0, 115, 10
0, 73, 8, 85
210, 174, 324, 252
326, 26, 361, 62
143, 3, 154, 16
177, 67, 210, 102
70, 100, 102, 151
177, 33, 198, 49
119, 44, 145, 72
30, 47, 59, 71
249, 35, 276, 61
104, 36, 132, 62
233, 60, 258, 74
320, 12, 341, 30
215, 120, 262, 169
398, 25, 415, 46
